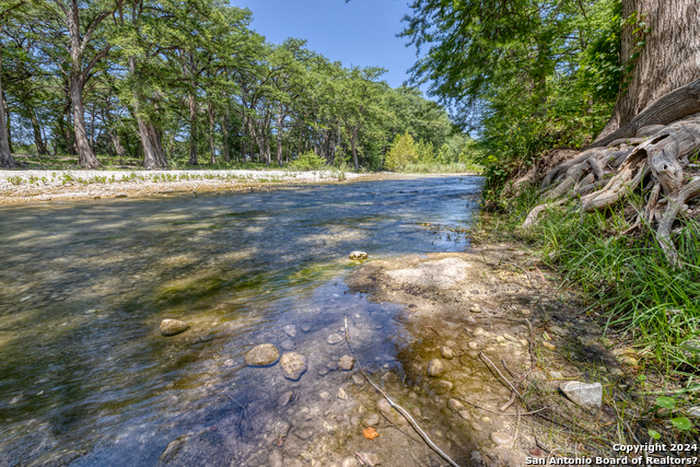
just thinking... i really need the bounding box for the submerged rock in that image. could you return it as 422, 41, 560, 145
159, 319, 189, 336
280, 339, 296, 351
278, 391, 294, 407
280, 352, 307, 381
349, 251, 368, 260
326, 333, 343, 345
245, 343, 280, 367
440, 346, 455, 359
427, 358, 445, 377
338, 355, 355, 371
283, 324, 297, 338
560, 381, 602, 409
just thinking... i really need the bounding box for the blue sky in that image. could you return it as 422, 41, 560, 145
231, 0, 420, 90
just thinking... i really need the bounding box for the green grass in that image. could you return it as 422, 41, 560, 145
484, 187, 699, 377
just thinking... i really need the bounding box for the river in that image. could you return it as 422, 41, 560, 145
0, 176, 482, 466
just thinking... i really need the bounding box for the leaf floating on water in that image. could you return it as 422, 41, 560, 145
362, 426, 379, 440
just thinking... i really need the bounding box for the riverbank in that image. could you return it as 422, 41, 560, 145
0, 169, 476, 205
344, 216, 696, 464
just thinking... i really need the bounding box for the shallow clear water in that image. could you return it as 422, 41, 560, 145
0, 176, 482, 466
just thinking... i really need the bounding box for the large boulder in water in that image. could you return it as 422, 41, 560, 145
160, 319, 189, 336
245, 344, 280, 367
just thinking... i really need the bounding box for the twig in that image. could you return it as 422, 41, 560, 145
499, 392, 516, 412
479, 351, 522, 398
344, 316, 460, 467
511, 405, 521, 449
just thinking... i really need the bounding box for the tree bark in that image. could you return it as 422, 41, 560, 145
188, 92, 198, 165
276, 107, 284, 166
0, 49, 14, 168
65, 2, 100, 168
207, 101, 216, 165
351, 126, 359, 171
598, 0, 700, 139
29, 107, 49, 155
221, 108, 231, 161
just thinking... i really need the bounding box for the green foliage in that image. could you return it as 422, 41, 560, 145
403, 0, 624, 196
384, 133, 419, 171
288, 151, 327, 171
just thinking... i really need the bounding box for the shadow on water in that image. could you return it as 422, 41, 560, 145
0, 176, 482, 465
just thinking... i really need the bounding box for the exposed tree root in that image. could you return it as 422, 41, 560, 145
522, 107, 700, 267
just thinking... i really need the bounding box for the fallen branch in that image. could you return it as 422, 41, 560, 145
343, 316, 460, 467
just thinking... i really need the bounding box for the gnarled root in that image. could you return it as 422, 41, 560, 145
522, 110, 700, 267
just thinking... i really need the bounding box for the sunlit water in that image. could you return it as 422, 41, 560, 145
0, 176, 482, 466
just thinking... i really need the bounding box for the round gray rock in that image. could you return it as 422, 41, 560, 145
160, 319, 189, 336
245, 344, 280, 367
280, 352, 307, 381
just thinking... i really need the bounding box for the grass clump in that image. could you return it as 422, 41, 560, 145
486, 187, 699, 377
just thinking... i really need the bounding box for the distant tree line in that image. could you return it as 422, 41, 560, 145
0, 0, 469, 170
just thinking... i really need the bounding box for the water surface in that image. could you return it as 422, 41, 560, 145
0, 176, 482, 465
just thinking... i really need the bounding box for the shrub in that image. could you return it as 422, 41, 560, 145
288, 151, 327, 171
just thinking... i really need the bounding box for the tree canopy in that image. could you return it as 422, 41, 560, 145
0, 0, 471, 171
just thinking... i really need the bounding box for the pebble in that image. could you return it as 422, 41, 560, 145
377, 398, 392, 415
280, 352, 307, 381
560, 381, 602, 409
427, 358, 445, 377
280, 339, 296, 351
491, 431, 512, 446
245, 343, 280, 366
301, 323, 312, 332
352, 374, 364, 385
338, 355, 355, 371
278, 391, 294, 407
448, 398, 464, 411
364, 412, 380, 426
435, 380, 453, 394
468, 341, 480, 350
337, 387, 348, 400
159, 319, 189, 336
327, 333, 343, 345
320, 391, 330, 400
283, 325, 297, 338
355, 452, 380, 467
342, 457, 360, 467
440, 346, 455, 359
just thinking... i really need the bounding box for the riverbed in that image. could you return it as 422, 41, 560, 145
0, 176, 483, 466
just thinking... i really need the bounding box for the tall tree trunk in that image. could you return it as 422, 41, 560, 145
222, 107, 231, 161
207, 101, 216, 165
188, 92, 198, 165
29, 107, 48, 155
128, 58, 166, 169
599, 0, 700, 138
351, 126, 359, 171
109, 129, 126, 164
69, 74, 98, 167
0, 52, 13, 168
276, 109, 284, 167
